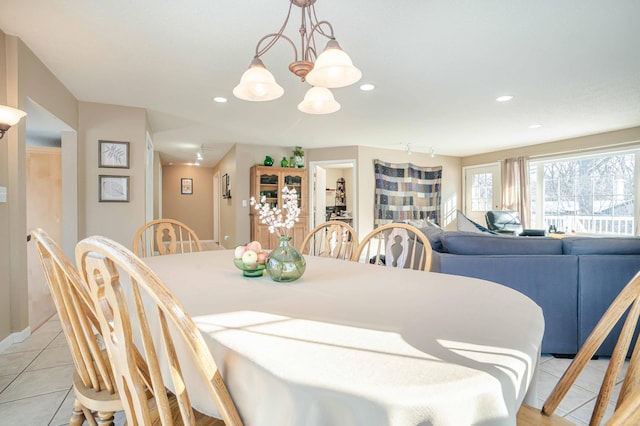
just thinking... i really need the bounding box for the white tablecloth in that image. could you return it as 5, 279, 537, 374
143, 250, 544, 426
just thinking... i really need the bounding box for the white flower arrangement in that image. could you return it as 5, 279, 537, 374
250, 186, 301, 238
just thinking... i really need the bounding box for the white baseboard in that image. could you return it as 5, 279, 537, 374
0, 326, 31, 353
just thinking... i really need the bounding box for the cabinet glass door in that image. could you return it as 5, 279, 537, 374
283, 173, 303, 208
259, 173, 279, 208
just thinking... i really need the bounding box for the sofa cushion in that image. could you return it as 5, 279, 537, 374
562, 237, 640, 255
441, 231, 563, 255
417, 226, 444, 252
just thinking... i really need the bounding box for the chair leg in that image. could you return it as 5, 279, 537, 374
69, 399, 86, 426
96, 411, 115, 426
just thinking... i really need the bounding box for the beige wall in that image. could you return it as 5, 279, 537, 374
306, 145, 462, 238
79, 102, 148, 248
213, 145, 237, 247
1, 32, 78, 343
153, 151, 162, 219
162, 165, 214, 239
462, 126, 640, 166
215, 144, 295, 248
0, 30, 12, 343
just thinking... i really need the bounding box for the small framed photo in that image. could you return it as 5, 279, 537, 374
99, 175, 130, 202
181, 178, 193, 195
99, 140, 130, 168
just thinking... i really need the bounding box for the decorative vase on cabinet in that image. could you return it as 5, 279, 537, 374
293, 146, 305, 168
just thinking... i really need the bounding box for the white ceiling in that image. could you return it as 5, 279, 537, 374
2, 0, 640, 167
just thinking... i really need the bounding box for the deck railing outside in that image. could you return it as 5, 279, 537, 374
543, 215, 635, 236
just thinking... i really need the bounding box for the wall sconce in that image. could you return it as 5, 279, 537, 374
0, 105, 27, 139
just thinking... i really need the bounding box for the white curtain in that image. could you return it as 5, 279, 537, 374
501, 156, 531, 228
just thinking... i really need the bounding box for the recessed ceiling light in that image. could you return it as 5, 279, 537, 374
360, 83, 375, 91
213, 96, 228, 103
528, 123, 543, 129
496, 95, 514, 102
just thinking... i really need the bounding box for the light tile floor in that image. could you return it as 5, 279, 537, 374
0, 316, 625, 425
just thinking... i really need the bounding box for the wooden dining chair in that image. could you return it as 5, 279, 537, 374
299, 220, 358, 260
31, 228, 123, 426
132, 218, 203, 257
517, 271, 640, 426
604, 386, 640, 425
352, 223, 433, 271
76, 235, 243, 426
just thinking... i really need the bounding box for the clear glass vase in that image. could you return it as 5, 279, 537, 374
266, 236, 306, 282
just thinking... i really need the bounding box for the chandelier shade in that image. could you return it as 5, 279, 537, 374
304, 40, 362, 88
233, 58, 284, 102
297, 87, 341, 114
233, 0, 360, 114
0, 105, 27, 139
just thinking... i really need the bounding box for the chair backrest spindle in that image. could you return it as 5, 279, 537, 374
133, 218, 202, 257
299, 220, 358, 260
353, 223, 433, 271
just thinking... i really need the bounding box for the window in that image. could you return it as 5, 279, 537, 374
530, 150, 638, 235
471, 172, 493, 212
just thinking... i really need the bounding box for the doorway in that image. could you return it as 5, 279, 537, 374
25, 99, 76, 331
308, 160, 357, 231
463, 163, 501, 226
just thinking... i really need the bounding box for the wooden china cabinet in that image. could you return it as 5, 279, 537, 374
250, 165, 308, 250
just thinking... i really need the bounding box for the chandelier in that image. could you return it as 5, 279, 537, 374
0, 105, 27, 139
232, 0, 361, 115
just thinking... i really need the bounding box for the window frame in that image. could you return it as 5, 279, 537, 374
529, 147, 640, 236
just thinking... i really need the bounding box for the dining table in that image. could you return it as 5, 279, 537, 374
142, 249, 545, 426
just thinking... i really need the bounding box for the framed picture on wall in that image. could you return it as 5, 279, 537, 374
99, 140, 130, 168
99, 175, 130, 202
222, 173, 231, 198
181, 178, 193, 195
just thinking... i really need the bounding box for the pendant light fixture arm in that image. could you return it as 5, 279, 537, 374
255, 33, 299, 63
254, 0, 297, 60
302, 20, 335, 62
249, 1, 338, 79
307, 20, 334, 44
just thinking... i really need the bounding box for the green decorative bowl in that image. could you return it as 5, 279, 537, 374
233, 258, 266, 277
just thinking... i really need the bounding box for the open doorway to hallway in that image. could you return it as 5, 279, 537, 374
25, 98, 76, 331
309, 160, 357, 232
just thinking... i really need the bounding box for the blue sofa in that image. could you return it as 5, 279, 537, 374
423, 229, 640, 356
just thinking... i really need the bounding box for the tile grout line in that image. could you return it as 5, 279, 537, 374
48, 386, 75, 426
563, 394, 598, 418
0, 330, 66, 401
